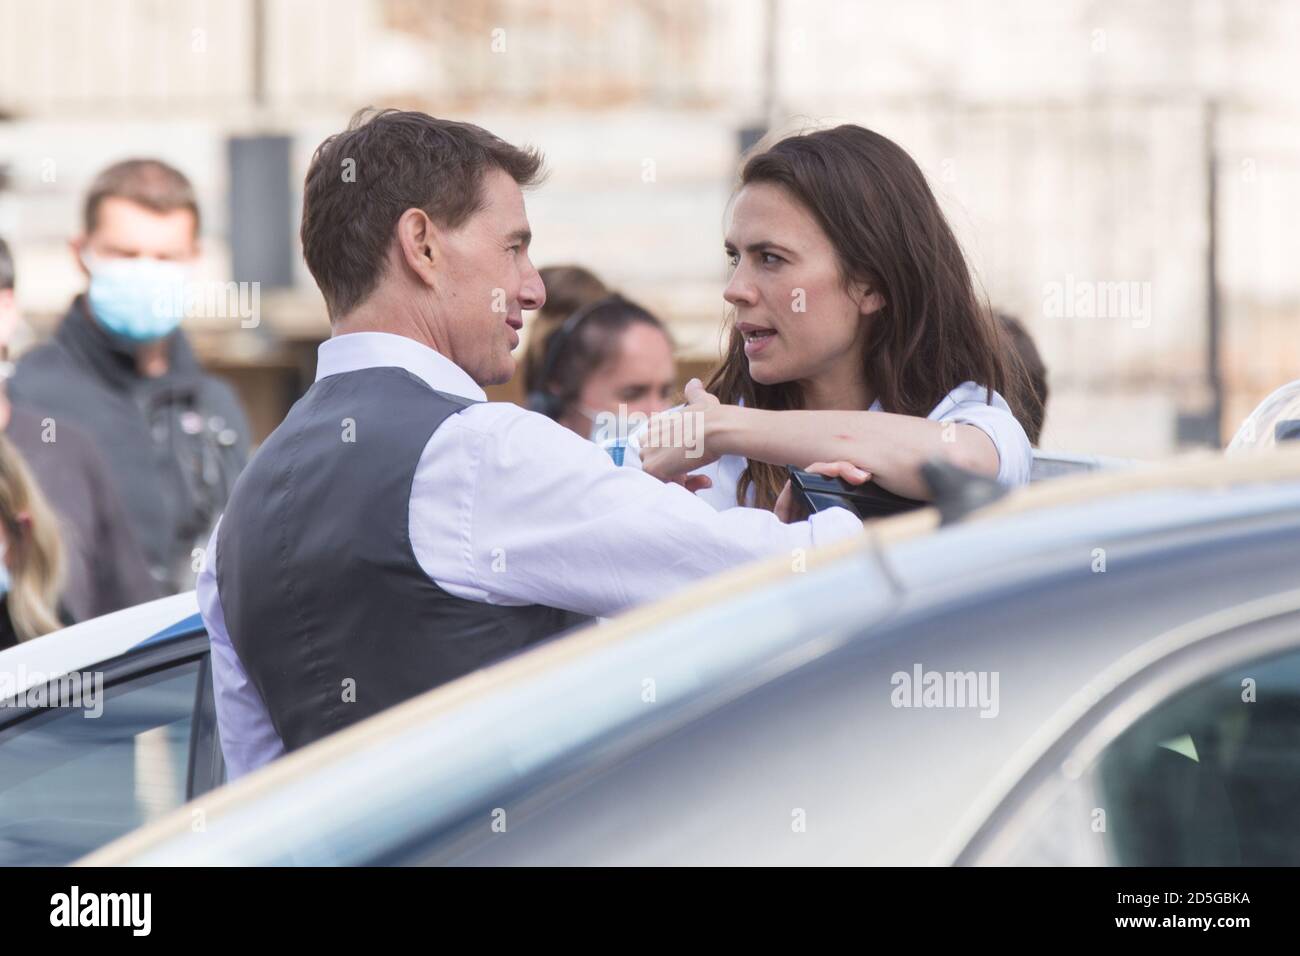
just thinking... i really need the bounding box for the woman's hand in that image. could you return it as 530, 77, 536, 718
639, 378, 728, 482
774, 460, 872, 523
671, 473, 714, 494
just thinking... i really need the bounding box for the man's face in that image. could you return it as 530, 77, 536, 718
432, 168, 545, 386
74, 196, 199, 271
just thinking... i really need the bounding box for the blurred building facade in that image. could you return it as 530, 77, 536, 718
0, 0, 1297, 455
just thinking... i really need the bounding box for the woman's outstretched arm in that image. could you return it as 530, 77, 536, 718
640, 379, 1006, 501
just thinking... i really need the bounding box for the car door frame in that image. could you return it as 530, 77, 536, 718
951, 588, 1300, 865
0, 629, 223, 802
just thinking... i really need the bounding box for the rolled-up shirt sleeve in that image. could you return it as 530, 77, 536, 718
409, 404, 863, 618
936, 384, 1033, 487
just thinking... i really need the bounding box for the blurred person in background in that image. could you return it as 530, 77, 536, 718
0, 237, 158, 621
995, 312, 1048, 446
520, 264, 608, 394
638, 125, 1037, 507
525, 292, 677, 442
7, 160, 250, 595
0, 432, 67, 649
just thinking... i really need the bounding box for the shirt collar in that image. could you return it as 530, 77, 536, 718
314, 332, 488, 402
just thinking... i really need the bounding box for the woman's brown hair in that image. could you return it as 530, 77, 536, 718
0, 433, 65, 641
707, 124, 1037, 508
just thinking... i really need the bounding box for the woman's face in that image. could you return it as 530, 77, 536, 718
558, 322, 677, 437
723, 182, 881, 388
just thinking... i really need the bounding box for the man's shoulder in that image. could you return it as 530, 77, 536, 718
452, 398, 578, 442
438, 399, 605, 470
11, 339, 75, 380
6, 403, 100, 456
455, 397, 543, 427
8, 342, 94, 412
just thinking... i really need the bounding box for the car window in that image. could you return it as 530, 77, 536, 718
0, 661, 202, 865
1093, 647, 1300, 865
1000, 645, 1300, 866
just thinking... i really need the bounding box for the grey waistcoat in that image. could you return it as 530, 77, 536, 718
216, 366, 591, 752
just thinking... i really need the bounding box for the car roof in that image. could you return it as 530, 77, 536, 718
0, 591, 202, 698
82, 447, 1300, 864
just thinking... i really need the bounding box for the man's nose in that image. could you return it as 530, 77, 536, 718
520, 260, 546, 312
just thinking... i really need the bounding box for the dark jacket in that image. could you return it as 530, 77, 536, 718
9, 296, 250, 594
5, 404, 160, 621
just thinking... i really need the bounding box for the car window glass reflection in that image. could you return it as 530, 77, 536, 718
0, 662, 201, 866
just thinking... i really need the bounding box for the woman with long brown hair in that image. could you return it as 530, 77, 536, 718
639, 124, 1037, 508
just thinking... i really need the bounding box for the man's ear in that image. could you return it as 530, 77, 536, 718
395, 208, 439, 286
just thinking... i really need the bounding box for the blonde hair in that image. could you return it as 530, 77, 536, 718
0, 434, 65, 641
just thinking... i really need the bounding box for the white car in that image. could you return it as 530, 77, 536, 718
0, 592, 220, 865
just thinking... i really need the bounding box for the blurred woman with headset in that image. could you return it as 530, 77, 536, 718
520, 265, 609, 399
636, 125, 1038, 509
524, 266, 678, 442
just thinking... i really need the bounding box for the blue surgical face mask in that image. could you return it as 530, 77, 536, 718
578, 406, 630, 465
83, 253, 191, 342
579, 405, 612, 444
0, 541, 10, 601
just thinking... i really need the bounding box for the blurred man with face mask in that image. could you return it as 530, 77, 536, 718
0, 236, 158, 621
7, 160, 250, 595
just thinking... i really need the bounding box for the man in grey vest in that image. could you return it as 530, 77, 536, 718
199, 109, 863, 780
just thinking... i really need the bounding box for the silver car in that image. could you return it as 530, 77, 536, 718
83, 449, 1300, 866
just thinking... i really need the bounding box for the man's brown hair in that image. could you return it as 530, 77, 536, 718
301, 108, 545, 320
84, 159, 200, 235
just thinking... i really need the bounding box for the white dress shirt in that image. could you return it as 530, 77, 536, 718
622, 381, 1033, 510
199, 332, 864, 779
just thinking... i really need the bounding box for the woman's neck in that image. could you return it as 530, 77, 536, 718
797, 362, 873, 411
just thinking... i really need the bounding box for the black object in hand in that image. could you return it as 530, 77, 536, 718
787, 466, 926, 520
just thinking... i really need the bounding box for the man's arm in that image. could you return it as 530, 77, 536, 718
410, 404, 863, 619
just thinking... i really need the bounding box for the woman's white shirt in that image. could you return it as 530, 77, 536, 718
627, 382, 1032, 510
